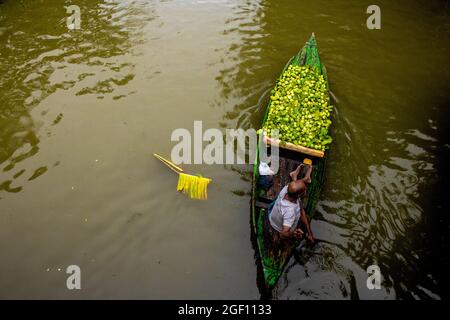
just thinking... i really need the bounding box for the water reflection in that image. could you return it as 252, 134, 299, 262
0, 0, 151, 194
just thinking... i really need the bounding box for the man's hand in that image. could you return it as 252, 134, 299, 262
281, 226, 303, 240
294, 228, 304, 239
306, 233, 315, 244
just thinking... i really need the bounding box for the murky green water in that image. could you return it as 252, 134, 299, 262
0, 0, 449, 299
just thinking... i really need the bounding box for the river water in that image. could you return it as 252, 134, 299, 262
0, 0, 448, 299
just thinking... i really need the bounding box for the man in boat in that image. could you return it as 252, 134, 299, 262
268, 164, 315, 244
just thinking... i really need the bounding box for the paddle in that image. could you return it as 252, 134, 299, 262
153, 153, 212, 200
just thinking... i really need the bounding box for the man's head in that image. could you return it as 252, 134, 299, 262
287, 180, 306, 198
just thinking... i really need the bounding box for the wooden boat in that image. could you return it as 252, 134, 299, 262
251, 33, 330, 291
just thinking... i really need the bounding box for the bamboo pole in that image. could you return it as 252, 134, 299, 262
153, 153, 184, 173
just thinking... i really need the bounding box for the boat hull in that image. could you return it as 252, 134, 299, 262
251, 33, 329, 291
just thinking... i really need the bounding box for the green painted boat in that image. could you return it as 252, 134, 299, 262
251, 33, 330, 291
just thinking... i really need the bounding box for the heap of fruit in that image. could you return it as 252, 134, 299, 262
262, 64, 333, 151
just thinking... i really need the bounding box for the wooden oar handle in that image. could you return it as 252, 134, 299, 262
153, 153, 184, 173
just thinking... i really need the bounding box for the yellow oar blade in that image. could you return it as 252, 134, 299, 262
153, 153, 211, 200
177, 173, 212, 200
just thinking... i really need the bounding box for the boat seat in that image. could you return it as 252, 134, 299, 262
255, 200, 271, 209
259, 196, 273, 203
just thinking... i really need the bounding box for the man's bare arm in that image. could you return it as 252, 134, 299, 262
289, 164, 303, 182
280, 226, 303, 239
289, 164, 313, 184
300, 208, 314, 242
